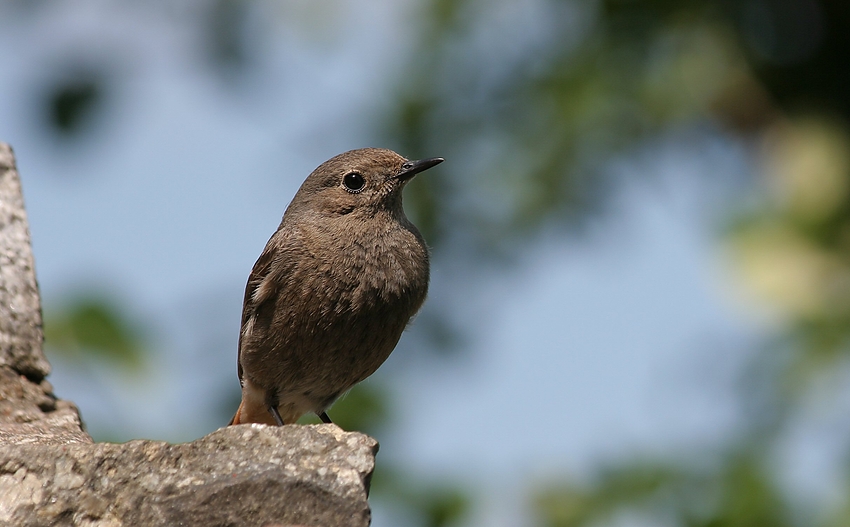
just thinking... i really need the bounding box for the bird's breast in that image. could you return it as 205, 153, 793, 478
299, 218, 429, 314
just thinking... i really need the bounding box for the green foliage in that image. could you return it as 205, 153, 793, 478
388, 0, 745, 254
296, 381, 391, 436
372, 466, 472, 527
535, 452, 792, 527
535, 464, 685, 527
43, 295, 146, 369
47, 75, 103, 135
726, 117, 850, 393
205, 0, 251, 75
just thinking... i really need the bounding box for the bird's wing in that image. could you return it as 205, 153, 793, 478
236, 240, 278, 386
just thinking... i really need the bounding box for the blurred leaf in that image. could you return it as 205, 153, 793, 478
404, 166, 446, 247
726, 115, 850, 388
46, 75, 103, 135
205, 0, 250, 78
371, 466, 471, 527
535, 463, 689, 527
535, 482, 593, 527
418, 487, 469, 527
708, 453, 791, 527
416, 310, 466, 356
44, 295, 146, 369
296, 381, 391, 435
385, 0, 748, 256
534, 452, 793, 527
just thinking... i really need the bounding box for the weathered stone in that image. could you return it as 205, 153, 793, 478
0, 143, 378, 526
0, 142, 50, 381
0, 143, 91, 447
0, 424, 378, 526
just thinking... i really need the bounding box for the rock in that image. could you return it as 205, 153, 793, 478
0, 142, 90, 446
0, 424, 378, 527
0, 143, 378, 526
0, 143, 51, 382
0, 366, 91, 446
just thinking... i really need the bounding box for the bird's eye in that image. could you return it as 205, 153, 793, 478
343, 172, 365, 193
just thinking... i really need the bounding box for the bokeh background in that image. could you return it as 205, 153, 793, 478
2, 1, 850, 526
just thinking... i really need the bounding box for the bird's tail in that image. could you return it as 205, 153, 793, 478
228, 380, 284, 425
228, 401, 244, 426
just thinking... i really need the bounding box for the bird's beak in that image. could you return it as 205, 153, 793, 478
396, 157, 444, 181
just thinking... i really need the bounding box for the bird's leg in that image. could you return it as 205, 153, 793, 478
263, 390, 286, 426
268, 404, 285, 426
317, 411, 333, 424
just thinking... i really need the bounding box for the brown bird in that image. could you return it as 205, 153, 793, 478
229, 148, 443, 426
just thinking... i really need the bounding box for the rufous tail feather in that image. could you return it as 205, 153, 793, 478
228, 401, 244, 426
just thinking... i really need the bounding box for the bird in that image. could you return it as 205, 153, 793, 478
229, 148, 443, 427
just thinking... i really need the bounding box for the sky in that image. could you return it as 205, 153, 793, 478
0, 2, 797, 526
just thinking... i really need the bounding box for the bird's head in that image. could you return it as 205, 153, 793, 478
288, 148, 443, 218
